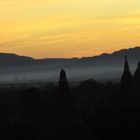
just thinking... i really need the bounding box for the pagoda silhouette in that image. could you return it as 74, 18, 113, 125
58, 69, 69, 93
121, 56, 133, 91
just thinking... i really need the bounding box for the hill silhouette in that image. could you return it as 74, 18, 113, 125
0, 53, 35, 65
0, 55, 140, 139
0, 46, 140, 81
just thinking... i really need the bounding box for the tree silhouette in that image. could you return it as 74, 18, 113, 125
121, 56, 133, 91
133, 62, 140, 91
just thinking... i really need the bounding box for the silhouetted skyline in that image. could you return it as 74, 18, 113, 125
0, 46, 140, 82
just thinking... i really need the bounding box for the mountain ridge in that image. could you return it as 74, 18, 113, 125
0, 46, 140, 61
0, 46, 140, 82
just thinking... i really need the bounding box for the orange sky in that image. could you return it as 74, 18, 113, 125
0, 0, 140, 58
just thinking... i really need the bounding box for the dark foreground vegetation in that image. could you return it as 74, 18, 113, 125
0, 56, 140, 140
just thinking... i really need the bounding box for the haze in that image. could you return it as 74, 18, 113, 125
0, 0, 140, 58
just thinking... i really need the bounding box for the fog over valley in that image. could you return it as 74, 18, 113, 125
0, 47, 139, 83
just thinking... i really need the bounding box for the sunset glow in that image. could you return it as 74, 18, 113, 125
0, 0, 140, 58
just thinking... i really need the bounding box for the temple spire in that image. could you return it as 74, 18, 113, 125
121, 55, 133, 91
58, 69, 69, 93
123, 55, 131, 74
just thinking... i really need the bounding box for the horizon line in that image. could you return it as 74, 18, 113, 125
0, 46, 140, 60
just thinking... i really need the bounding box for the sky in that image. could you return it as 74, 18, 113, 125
0, 0, 140, 58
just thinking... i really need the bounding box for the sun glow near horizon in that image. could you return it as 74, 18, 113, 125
0, 0, 140, 58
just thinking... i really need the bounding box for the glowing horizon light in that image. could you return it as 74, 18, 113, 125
0, 0, 140, 58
